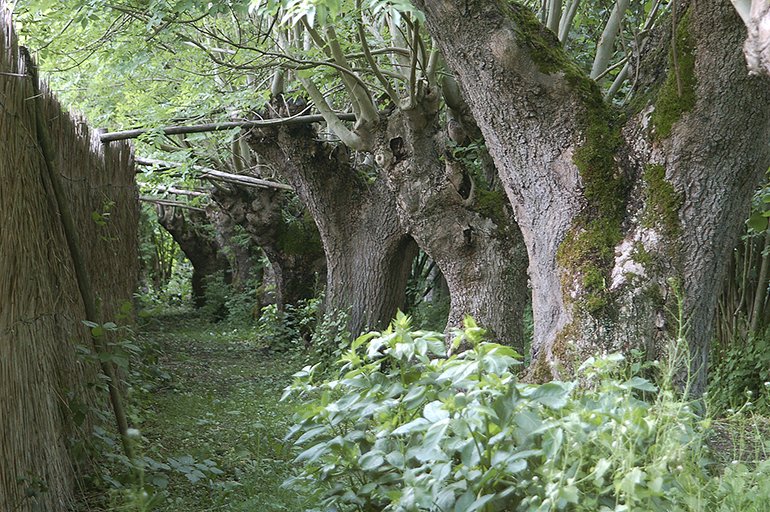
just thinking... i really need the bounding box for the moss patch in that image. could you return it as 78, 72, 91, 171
276, 211, 323, 257
650, 13, 696, 139
642, 164, 682, 234
501, 2, 628, 316
473, 187, 512, 238
631, 241, 653, 266
504, 2, 569, 75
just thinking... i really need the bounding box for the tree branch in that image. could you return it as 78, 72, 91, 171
135, 157, 294, 190
140, 197, 207, 211
297, 76, 369, 150
558, 0, 581, 42
324, 24, 379, 125
99, 113, 356, 142
590, 0, 631, 80
356, 0, 401, 105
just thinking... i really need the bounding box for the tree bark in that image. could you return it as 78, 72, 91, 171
247, 119, 417, 335
211, 182, 325, 309
156, 205, 231, 308
415, 0, 770, 391
374, 93, 530, 348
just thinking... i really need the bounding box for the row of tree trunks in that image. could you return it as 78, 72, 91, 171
210, 182, 326, 309
247, 120, 418, 335
156, 205, 232, 308
414, 0, 770, 391
374, 94, 530, 348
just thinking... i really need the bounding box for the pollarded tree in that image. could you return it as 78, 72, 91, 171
211, 180, 327, 310
18, 0, 530, 343
156, 204, 231, 308
412, 0, 770, 390
246, 98, 418, 334
240, 3, 530, 345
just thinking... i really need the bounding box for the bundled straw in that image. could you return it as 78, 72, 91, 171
0, 5, 138, 511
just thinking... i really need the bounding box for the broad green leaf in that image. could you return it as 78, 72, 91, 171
392, 417, 429, 435
623, 376, 658, 393
530, 382, 572, 409
423, 400, 449, 422
359, 451, 385, 471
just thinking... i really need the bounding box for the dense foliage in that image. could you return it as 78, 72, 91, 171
285, 315, 770, 511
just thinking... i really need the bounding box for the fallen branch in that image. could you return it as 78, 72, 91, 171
100, 113, 357, 142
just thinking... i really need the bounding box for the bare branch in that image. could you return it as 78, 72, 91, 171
590, 0, 631, 80
356, 0, 401, 105
297, 76, 369, 150
547, 0, 563, 35
324, 24, 379, 125
154, 185, 208, 197
558, 0, 580, 42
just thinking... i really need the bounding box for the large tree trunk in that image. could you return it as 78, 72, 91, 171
211, 183, 325, 309
156, 205, 231, 308
247, 119, 417, 335
416, 0, 770, 391
374, 94, 529, 348
208, 206, 262, 295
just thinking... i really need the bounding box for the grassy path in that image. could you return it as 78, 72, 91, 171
131, 313, 310, 511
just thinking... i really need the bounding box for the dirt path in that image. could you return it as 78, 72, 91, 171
132, 313, 309, 511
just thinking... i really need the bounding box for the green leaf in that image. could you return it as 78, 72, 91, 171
392, 418, 430, 435
385, 450, 405, 469
423, 400, 449, 422
359, 451, 385, 471
748, 211, 769, 232
530, 382, 572, 409
594, 458, 612, 485
623, 376, 658, 393
295, 442, 327, 463
466, 494, 496, 512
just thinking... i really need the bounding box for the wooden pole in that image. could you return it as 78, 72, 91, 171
100, 113, 357, 143
140, 197, 207, 211
24, 50, 135, 461
135, 157, 294, 191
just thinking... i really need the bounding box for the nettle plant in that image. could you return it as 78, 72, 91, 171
283, 313, 707, 511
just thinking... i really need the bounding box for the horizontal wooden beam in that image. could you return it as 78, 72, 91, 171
135, 157, 294, 191
100, 113, 357, 143
139, 197, 206, 212
154, 185, 208, 197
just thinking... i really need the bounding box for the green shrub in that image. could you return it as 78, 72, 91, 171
283, 314, 714, 511
256, 297, 323, 353
709, 329, 770, 413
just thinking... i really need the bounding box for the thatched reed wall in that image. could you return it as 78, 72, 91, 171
0, 6, 138, 512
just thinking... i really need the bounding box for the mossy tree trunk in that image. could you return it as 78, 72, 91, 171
374, 93, 529, 348
207, 207, 262, 294
156, 205, 231, 308
211, 183, 325, 310
247, 120, 417, 335
415, 0, 770, 392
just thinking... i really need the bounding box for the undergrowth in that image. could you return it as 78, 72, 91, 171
73, 307, 770, 512
74, 311, 311, 511
284, 314, 770, 511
